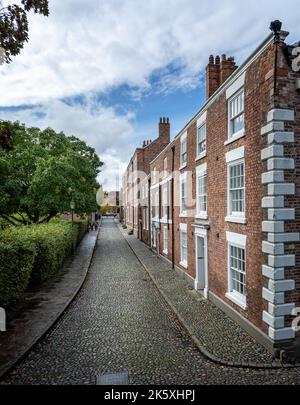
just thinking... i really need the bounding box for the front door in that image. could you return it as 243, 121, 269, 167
196, 236, 206, 290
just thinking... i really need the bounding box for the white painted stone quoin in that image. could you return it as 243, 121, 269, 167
261, 108, 298, 342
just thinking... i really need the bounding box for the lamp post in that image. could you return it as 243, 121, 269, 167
70, 200, 75, 224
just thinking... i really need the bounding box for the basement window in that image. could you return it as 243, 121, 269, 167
226, 243, 247, 310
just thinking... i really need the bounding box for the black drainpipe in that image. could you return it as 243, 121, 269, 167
270, 20, 282, 105
171, 145, 175, 269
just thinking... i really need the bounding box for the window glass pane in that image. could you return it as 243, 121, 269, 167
229, 245, 246, 296
181, 139, 187, 164
229, 91, 244, 136
229, 162, 245, 215
197, 173, 207, 213
197, 124, 206, 156
181, 180, 186, 212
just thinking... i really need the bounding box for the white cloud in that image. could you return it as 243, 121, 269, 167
0, 0, 299, 190
0, 0, 299, 106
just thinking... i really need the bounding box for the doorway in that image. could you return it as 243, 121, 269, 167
195, 229, 208, 298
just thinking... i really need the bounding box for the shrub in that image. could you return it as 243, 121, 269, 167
0, 238, 36, 307
0, 219, 88, 292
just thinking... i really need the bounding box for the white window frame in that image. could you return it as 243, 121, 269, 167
227, 89, 245, 144
226, 232, 247, 310
196, 122, 207, 160
180, 133, 187, 169
154, 191, 159, 220
225, 147, 246, 224
163, 225, 168, 255
134, 207, 137, 225
180, 223, 188, 268
179, 173, 187, 217
196, 163, 207, 219
152, 225, 157, 248
153, 166, 157, 184
162, 185, 168, 219
143, 207, 148, 230
163, 157, 168, 178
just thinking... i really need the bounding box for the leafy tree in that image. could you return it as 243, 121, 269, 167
0, 0, 49, 64
0, 120, 102, 225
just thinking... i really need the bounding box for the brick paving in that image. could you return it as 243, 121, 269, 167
2, 218, 300, 385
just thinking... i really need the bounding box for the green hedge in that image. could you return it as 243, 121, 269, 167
0, 238, 36, 307
0, 219, 88, 307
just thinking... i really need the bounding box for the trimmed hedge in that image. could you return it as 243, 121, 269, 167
0, 238, 36, 307
0, 219, 88, 307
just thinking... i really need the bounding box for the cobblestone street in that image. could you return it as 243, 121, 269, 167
2, 218, 300, 385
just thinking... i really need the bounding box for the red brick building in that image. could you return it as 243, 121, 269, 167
122, 26, 300, 356
122, 118, 170, 243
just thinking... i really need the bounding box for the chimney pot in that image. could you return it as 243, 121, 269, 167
209, 55, 214, 64
215, 55, 220, 64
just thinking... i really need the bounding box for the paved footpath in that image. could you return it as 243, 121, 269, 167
2, 218, 300, 385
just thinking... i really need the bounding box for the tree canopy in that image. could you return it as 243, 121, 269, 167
0, 120, 102, 225
0, 0, 49, 64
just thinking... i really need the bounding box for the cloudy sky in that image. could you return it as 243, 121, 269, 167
0, 0, 299, 190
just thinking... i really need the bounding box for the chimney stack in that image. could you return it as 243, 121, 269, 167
158, 117, 170, 143
206, 55, 220, 99
220, 54, 238, 85
206, 54, 237, 99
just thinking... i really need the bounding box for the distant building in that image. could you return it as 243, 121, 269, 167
102, 191, 120, 215
122, 118, 170, 244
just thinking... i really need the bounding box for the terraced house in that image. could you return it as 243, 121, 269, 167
122, 25, 300, 357
122, 118, 170, 244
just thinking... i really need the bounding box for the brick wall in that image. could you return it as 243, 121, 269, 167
128, 31, 300, 349
123, 119, 170, 243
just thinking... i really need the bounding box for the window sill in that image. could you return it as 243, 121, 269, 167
179, 213, 187, 218
226, 292, 247, 310
195, 213, 208, 220
224, 129, 245, 146
225, 216, 247, 225
180, 261, 188, 269
179, 163, 187, 171
196, 152, 207, 162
